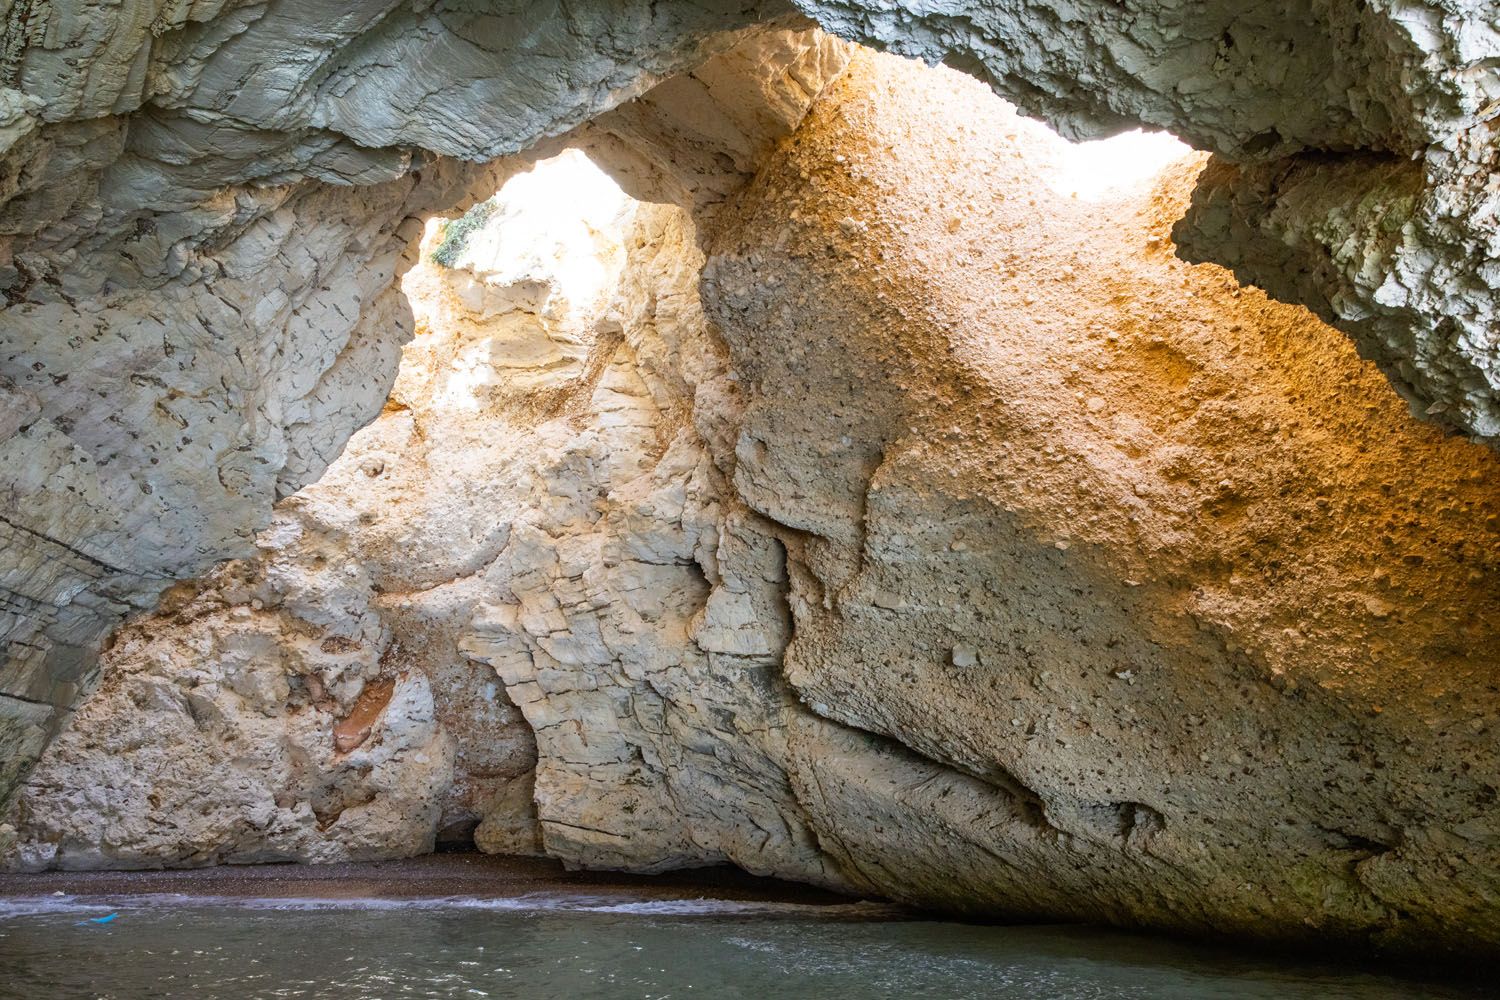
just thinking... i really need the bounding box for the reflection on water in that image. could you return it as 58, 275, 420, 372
0, 894, 1481, 999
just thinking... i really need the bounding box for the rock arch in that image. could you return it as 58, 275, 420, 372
2, 2, 1499, 957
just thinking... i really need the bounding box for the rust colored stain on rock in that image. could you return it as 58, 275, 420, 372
320, 635, 361, 654
333, 678, 396, 753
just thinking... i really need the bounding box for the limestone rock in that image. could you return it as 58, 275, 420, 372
4, 4, 1500, 820
793, 1, 1500, 158
696, 51, 1500, 954
793, 3, 1500, 442
0, 23, 846, 813
1176, 128, 1500, 442
10, 597, 457, 870
456, 202, 840, 886
2, 156, 642, 868
0, 0, 1498, 961
7, 142, 829, 873
0, 151, 502, 816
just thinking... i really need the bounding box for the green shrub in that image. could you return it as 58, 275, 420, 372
430, 199, 496, 267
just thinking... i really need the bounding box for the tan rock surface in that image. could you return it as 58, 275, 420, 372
695, 51, 1500, 953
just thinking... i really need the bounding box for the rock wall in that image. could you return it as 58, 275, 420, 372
794, 1, 1500, 444
459, 199, 843, 887
16, 48, 1500, 959
1, 0, 1499, 959
8, 150, 850, 880
794, 0, 1499, 157
4, 1, 1499, 819
1176, 126, 1500, 441
5, 149, 646, 868
700, 50, 1500, 954
500, 48, 1494, 954
0, 20, 846, 815
0, 155, 486, 816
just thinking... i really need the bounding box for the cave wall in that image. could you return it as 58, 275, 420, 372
794, 0, 1499, 157
2, 170, 639, 868
700, 51, 1500, 952
1176, 127, 1500, 441
4, 0, 1498, 817
0, 13, 841, 815
15, 44, 1500, 958
793, 0, 1500, 443
0, 154, 488, 813
2, 19, 855, 866
0, 0, 1498, 956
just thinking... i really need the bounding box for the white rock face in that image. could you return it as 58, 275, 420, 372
8, 146, 830, 872
1176, 125, 1500, 442
11, 603, 459, 870
0, 22, 846, 813
16, 125, 843, 876
12, 153, 850, 883
459, 205, 842, 886
794, 0, 1500, 158
3, 155, 642, 867
0, 146, 502, 813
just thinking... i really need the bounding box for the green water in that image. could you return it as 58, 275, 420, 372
0, 895, 1480, 999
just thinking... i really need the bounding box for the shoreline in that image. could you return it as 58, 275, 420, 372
1, 853, 1493, 996
0, 851, 864, 907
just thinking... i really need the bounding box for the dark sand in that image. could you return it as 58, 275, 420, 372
0, 852, 862, 906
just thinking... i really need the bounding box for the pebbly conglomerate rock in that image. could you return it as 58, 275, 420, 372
697, 51, 1500, 954
794, 0, 1500, 444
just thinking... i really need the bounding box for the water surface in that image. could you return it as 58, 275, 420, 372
0, 890, 1480, 999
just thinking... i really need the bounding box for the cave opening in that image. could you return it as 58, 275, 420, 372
3, 26, 1499, 981
4, 54, 1206, 873
7, 146, 668, 869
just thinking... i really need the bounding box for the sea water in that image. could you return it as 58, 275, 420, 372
0, 893, 1482, 999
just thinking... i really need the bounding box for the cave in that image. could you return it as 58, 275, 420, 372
1, 4, 1499, 994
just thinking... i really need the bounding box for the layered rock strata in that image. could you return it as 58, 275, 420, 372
0, 22, 847, 814
6, 150, 642, 867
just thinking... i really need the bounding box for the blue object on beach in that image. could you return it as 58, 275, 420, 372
78, 913, 118, 926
